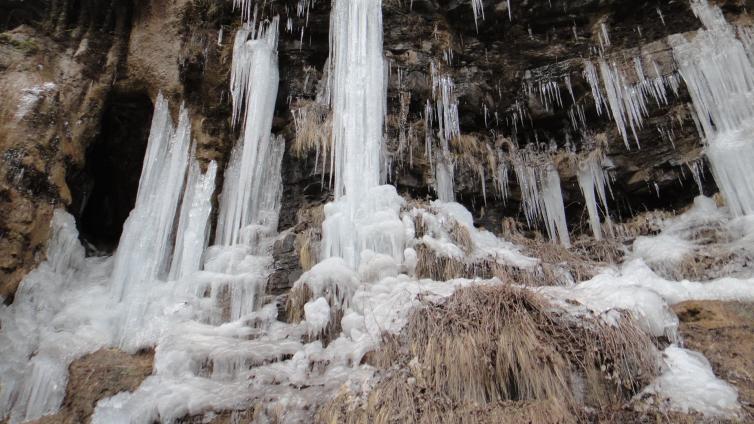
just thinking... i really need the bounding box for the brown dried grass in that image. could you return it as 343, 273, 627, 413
291, 100, 332, 158
448, 219, 473, 254
319, 285, 660, 423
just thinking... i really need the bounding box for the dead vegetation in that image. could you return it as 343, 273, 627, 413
293, 204, 325, 272
291, 100, 332, 159
318, 285, 661, 423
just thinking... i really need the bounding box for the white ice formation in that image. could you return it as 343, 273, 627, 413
672, 0, 754, 216
4, 1, 754, 423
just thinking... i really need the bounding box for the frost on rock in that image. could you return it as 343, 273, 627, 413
672, 0, 754, 216
15, 82, 57, 121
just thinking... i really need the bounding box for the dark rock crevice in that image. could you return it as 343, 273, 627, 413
67, 90, 154, 254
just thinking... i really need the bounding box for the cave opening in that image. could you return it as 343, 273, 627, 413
69, 90, 154, 254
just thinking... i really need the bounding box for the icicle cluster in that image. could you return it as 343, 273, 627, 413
110, 95, 198, 302
672, 0, 754, 216
326, 0, 385, 201
426, 63, 460, 202
576, 151, 613, 240
321, 0, 405, 269
582, 56, 680, 149
511, 150, 571, 247
217, 18, 283, 246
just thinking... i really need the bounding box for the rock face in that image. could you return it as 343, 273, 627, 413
0, 0, 747, 317
0, 1, 133, 300
31, 348, 154, 424
1, 1, 754, 423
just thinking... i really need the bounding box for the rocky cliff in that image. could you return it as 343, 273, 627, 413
2, 0, 754, 422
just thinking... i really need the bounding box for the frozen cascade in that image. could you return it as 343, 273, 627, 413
576, 152, 613, 240
0, 88, 225, 421
326, 0, 385, 200
110, 94, 192, 303
216, 18, 283, 246
5, 0, 753, 422
321, 0, 406, 268
0, 211, 89, 423
168, 161, 218, 281
672, 0, 754, 216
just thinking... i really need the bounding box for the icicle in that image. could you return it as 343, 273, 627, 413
672, 0, 754, 216
427, 63, 460, 201
217, 18, 281, 246
321, 0, 407, 268
577, 152, 613, 240
540, 164, 571, 247
110, 94, 192, 302
583, 60, 606, 116
471, 0, 485, 32
599, 22, 612, 49
435, 151, 456, 202
687, 159, 706, 195
495, 154, 511, 204
512, 150, 570, 247
326, 0, 385, 202
168, 161, 218, 281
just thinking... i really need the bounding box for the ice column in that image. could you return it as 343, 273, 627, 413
216, 18, 282, 245
110, 94, 192, 301
429, 64, 460, 202
672, 0, 754, 216
540, 165, 571, 248
321, 0, 407, 268
512, 151, 571, 247
168, 160, 218, 280
577, 153, 613, 240
327, 0, 385, 202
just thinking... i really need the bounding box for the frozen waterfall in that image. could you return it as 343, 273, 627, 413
672, 0, 754, 216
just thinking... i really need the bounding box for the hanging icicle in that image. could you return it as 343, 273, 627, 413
672, 0, 754, 216
576, 151, 613, 240
216, 18, 283, 246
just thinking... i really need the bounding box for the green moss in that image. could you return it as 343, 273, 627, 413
0, 33, 40, 55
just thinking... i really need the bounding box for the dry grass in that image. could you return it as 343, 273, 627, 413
291, 100, 332, 159
414, 240, 581, 287
448, 219, 473, 254
414, 243, 467, 281
319, 285, 660, 423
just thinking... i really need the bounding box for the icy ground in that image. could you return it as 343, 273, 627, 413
1, 193, 753, 422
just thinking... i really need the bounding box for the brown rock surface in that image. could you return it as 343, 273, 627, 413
31, 348, 154, 424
